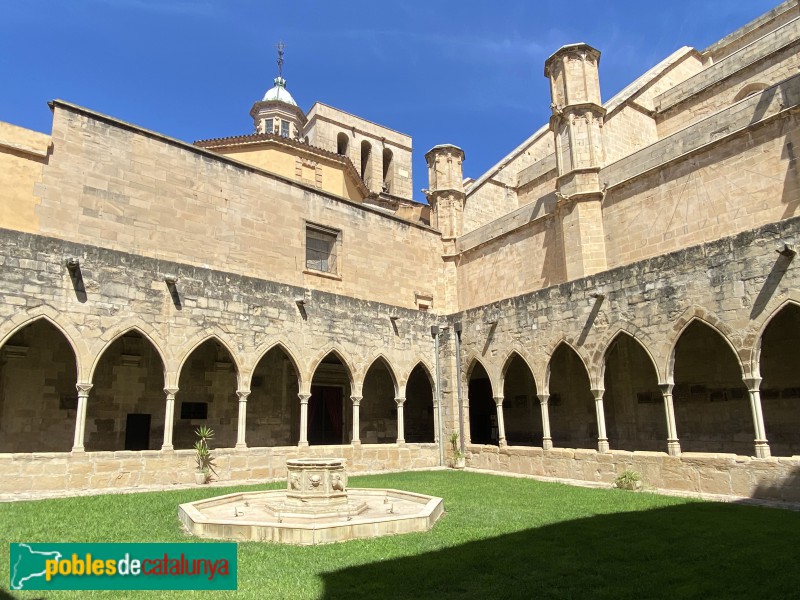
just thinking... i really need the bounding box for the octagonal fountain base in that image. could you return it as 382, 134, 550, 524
178, 458, 444, 545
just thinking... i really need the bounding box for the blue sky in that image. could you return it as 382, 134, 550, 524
0, 1, 780, 202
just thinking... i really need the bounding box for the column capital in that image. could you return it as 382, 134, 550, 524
590, 388, 605, 401
164, 387, 179, 398
537, 393, 550, 405
76, 383, 93, 396
298, 393, 311, 404
351, 395, 363, 406
493, 396, 504, 407
394, 396, 406, 406
237, 389, 251, 401
658, 383, 674, 396
743, 377, 762, 391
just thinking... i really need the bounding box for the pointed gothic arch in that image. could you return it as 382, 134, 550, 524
756, 302, 800, 456
602, 332, 664, 451
87, 329, 167, 451
547, 342, 595, 449
404, 361, 435, 443
670, 319, 750, 454
308, 351, 353, 445
0, 317, 79, 452
501, 351, 542, 447
360, 355, 400, 444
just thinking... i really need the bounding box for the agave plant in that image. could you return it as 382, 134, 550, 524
194, 426, 218, 483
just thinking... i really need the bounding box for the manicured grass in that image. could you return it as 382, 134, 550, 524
2, 471, 800, 599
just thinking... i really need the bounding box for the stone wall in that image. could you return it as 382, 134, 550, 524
0, 443, 439, 495
0, 227, 444, 453
442, 214, 800, 457
465, 445, 800, 502
30, 102, 442, 311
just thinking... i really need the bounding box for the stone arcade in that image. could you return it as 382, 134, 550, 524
1, 1, 800, 501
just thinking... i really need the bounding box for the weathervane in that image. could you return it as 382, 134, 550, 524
276, 40, 285, 78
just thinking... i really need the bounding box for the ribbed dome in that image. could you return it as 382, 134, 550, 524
262, 76, 297, 106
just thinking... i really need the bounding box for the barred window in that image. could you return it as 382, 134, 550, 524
306, 224, 339, 274
281, 120, 290, 137
264, 118, 274, 134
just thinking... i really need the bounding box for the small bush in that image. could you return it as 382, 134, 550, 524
615, 470, 642, 490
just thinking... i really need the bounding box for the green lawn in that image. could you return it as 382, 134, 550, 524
2, 471, 800, 599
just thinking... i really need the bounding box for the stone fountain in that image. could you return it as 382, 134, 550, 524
178, 458, 443, 545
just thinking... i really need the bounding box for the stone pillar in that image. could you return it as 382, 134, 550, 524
351, 396, 362, 445
591, 388, 610, 453
161, 387, 178, 451
744, 377, 771, 458
71, 383, 93, 453
298, 393, 310, 447
432, 400, 439, 443
463, 401, 471, 445
396, 397, 406, 444
235, 390, 250, 449
659, 383, 681, 456
493, 396, 507, 447
538, 393, 553, 450
545, 43, 608, 280
424, 145, 466, 240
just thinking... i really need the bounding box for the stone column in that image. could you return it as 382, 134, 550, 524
71, 383, 93, 453
235, 390, 250, 449
395, 397, 406, 444
659, 383, 681, 456
432, 400, 439, 443
538, 393, 553, 450
493, 396, 507, 447
744, 377, 771, 459
591, 388, 610, 453
351, 396, 362, 445
463, 401, 471, 445
161, 387, 178, 451
298, 393, 310, 447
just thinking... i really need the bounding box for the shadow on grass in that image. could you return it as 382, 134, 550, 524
321, 501, 800, 600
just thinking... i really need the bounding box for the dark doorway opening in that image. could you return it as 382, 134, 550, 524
309, 385, 344, 445
469, 362, 497, 445
124, 413, 151, 451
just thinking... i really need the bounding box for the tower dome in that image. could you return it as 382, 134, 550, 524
262, 76, 297, 106
250, 42, 306, 137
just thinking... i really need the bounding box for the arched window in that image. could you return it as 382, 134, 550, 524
382, 148, 394, 193
732, 82, 768, 103
337, 132, 349, 156
360, 140, 372, 185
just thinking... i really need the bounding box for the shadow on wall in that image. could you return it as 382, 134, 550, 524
749, 464, 800, 502
320, 500, 800, 600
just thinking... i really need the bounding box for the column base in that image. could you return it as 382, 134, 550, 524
161, 444, 174, 452
597, 439, 610, 453
667, 440, 681, 456
71, 446, 85, 453
235, 443, 247, 450
298, 441, 309, 448
542, 438, 553, 451
499, 439, 507, 448
352, 440, 361, 447
754, 442, 771, 459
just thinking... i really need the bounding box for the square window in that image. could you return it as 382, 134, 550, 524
264, 118, 273, 134
281, 120, 290, 137
180, 402, 208, 420
305, 224, 340, 275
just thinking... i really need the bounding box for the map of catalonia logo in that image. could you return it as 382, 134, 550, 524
10, 542, 237, 590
